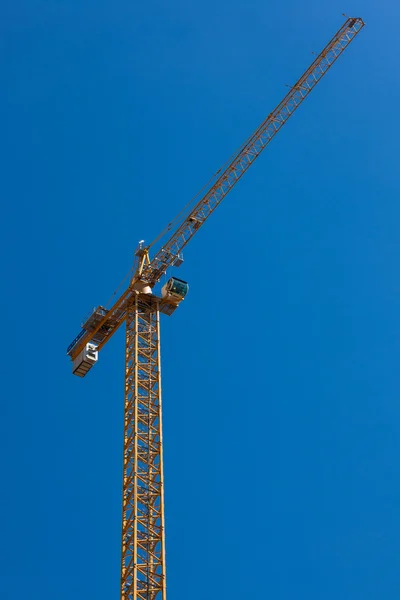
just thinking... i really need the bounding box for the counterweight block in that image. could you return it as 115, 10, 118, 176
72, 343, 98, 377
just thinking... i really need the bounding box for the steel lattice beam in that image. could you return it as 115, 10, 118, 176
121, 295, 166, 600
142, 17, 365, 286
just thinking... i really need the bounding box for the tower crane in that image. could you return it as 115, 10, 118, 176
67, 17, 364, 600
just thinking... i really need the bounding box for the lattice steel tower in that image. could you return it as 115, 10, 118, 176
67, 17, 364, 600
122, 295, 166, 600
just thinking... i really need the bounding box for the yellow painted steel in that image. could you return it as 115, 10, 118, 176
67, 17, 365, 600
121, 294, 166, 600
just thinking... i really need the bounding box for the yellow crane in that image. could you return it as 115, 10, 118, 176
67, 17, 364, 600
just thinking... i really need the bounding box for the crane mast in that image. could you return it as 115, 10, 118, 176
67, 17, 364, 600
122, 296, 166, 600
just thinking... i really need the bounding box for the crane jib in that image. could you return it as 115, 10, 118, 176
141, 17, 364, 287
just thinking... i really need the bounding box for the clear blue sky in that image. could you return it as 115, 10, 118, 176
1, 1, 400, 599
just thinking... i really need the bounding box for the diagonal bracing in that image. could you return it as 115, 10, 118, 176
121, 294, 166, 600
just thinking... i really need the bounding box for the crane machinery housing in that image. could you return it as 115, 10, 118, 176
67, 17, 364, 600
